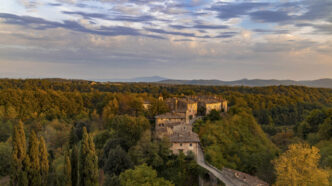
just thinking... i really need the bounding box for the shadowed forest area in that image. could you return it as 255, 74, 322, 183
0, 79, 331, 185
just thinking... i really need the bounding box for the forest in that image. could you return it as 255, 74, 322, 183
0, 79, 331, 186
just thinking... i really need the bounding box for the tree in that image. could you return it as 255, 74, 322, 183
71, 145, 79, 186
205, 109, 221, 121
39, 136, 49, 185
79, 127, 98, 186
273, 143, 329, 186
128, 130, 164, 168
11, 121, 27, 186
64, 153, 72, 186
119, 164, 174, 186
0, 120, 13, 142
27, 131, 41, 186
106, 115, 150, 149
103, 145, 133, 175
0, 142, 11, 177
102, 99, 119, 121
148, 99, 169, 118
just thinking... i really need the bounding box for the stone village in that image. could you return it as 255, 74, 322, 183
144, 95, 268, 186
154, 96, 227, 157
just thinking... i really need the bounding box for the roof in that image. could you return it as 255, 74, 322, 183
155, 112, 186, 119
169, 130, 200, 143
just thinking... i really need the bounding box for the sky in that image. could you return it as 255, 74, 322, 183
0, 0, 332, 81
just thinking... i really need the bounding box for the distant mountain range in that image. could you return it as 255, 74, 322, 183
92, 76, 332, 88
94, 76, 167, 82
158, 78, 332, 88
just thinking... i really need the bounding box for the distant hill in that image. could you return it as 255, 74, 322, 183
94, 76, 167, 82
158, 78, 332, 88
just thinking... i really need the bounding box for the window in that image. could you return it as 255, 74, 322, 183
180, 143, 182, 146
190, 143, 192, 147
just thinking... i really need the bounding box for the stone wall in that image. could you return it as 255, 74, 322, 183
156, 118, 185, 125
171, 142, 199, 156
205, 102, 221, 114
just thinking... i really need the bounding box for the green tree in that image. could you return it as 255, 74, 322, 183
27, 131, 41, 186
103, 145, 133, 175
0, 142, 11, 177
71, 145, 79, 186
106, 115, 150, 148
0, 120, 13, 142
11, 121, 27, 186
64, 153, 72, 186
128, 130, 164, 168
119, 164, 174, 186
273, 143, 329, 186
79, 127, 98, 186
39, 136, 49, 185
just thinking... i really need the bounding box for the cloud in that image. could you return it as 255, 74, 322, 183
62, 11, 156, 22
145, 28, 195, 37
209, 2, 269, 20
253, 29, 289, 34
193, 24, 228, 29
0, 0, 331, 80
250, 10, 293, 23
47, 3, 62, 6
0, 13, 164, 39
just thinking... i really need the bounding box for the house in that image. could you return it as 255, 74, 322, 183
198, 98, 228, 115
177, 98, 198, 119
165, 97, 198, 120
169, 124, 200, 156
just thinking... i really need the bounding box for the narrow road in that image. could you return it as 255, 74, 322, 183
196, 145, 248, 186
191, 117, 267, 186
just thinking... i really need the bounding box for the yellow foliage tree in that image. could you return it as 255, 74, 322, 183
273, 143, 329, 186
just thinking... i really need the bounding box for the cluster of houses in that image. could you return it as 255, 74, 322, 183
153, 96, 228, 157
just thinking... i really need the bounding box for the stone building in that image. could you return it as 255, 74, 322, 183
155, 112, 186, 125
165, 97, 198, 120
198, 99, 228, 115
169, 124, 200, 156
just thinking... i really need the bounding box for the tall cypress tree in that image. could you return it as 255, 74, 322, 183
71, 145, 78, 186
79, 127, 98, 186
11, 121, 27, 186
64, 152, 72, 186
39, 136, 49, 185
27, 131, 41, 186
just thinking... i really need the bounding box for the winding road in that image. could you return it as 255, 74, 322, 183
191, 117, 268, 186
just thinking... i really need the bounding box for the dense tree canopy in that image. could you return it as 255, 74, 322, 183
0, 79, 330, 185
119, 164, 174, 186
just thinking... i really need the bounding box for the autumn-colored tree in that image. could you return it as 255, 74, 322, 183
102, 98, 119, 121
64, 152, 72, 186
39, 136, 49, 185
71, 145, 79, 186
273, 143, 329, 186
27, 131, 41, 186
119, 164, 174, 186
11, 121, 27, 186
79, 127, 98, 186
